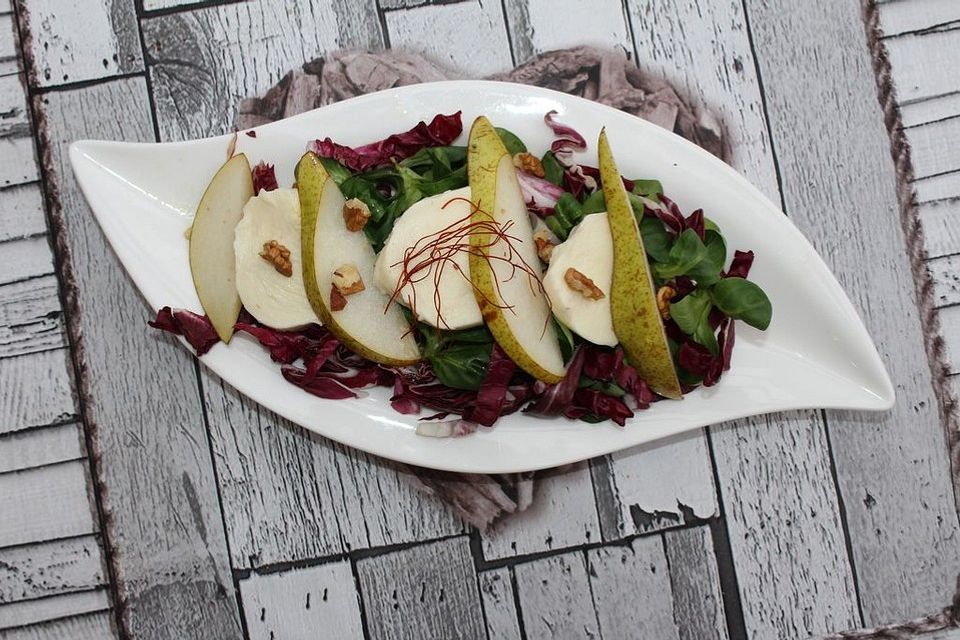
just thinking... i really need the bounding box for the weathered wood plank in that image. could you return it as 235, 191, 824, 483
901, 92, 960, 127
142, 0, 382, 142
0, 74, 29, 138
929, 254, 960, 308
915, 171, 960, 204
919, 198, 960, 258
385, 0, 512, 76
663, 525, 730, 640
0, 136, 38, 188
355, 536, 485, 640
917, 628, 960, 640
0, 237, 53, 286
512, 551, 599, 639
477, 568, 521, 640
747, 0, 960, 625
0, 535, 105, 604
879, 0, 960, 36
141, 0, 202, 11
0, 275, 65, 358
0, 589, 109, 631
0, 183, 47, 243
941, 304, 960, 375
0, 14, 17, 77
239, 561, 364, 640
36, 76, 242, 638
0, 461, 95, 548
503, 0, 631, 65
0, 611, 115, 640
17, 0, 142, 87
884, 29, 960, 104
480, 462, 599, 561
0, 422, 83, 473
0, 349, 76, 434
712, 411, 860, 636
905, 115, 960, 180
202, 373, 463, 569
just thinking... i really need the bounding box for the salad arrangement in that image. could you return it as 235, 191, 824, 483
153, 111, 772, 436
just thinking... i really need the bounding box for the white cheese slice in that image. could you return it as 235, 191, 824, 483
234, 188, 320, 330
373, 186, 484, 330
542, 211, 617, 347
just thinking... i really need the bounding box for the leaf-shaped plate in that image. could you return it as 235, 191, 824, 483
69, 81, 893, 473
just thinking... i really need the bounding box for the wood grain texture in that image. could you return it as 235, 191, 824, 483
941, 305, 960, 375
929, 254, 960, 308
918, 198, 960, 258
480, 462, 599, 561
141, 0, 382, 142
915, 171, 960, 204
747, 0, 960, 624
385, 0, 512, 76
663, 525, 730, 640
477, 568, 521, 640
0, 422, 83, 473
905, 115, 960, 180
0, 275, 65, 358
0, 136, 37, 189
0, 183, 47, 243
0, 74, 29, 138
884, 29, 960, 103
879, 0, 960, 35
36, 76, 242, 639
0, 349, 76, 434
0, 461, 95, 548
0, 611, 115, 640
0, 589, 109, 630
202, 371, 463, 570
0, 535, 105, 603
17, 0, 142, 87
0, 14, 17, 77
355, 536, 485, 640
512, 551, 599, 639
239, 561, 363, 640
0, 236, 53, 286
900, 92, 960, 127
503, 0, 631, 64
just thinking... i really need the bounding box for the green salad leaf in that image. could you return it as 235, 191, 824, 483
710, 277, 773, 330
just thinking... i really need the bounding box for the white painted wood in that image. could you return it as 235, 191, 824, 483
356, 536, 485, 640
915, 171, 960, 204
712, 411, 860, 636
929, 254, 960, 308
0, 535, 104, 603
0, 136, 38, 189
478, 568, 521, 640
141, 0, 382, 142
879, 0, 960, 36
37, 76, 242, 638
0, 275, 65, 358
919, 198, 960, 258
0, 14, 17, 77
0, 184, 47, 243
503, 0, 631, 64
0, 74, 29, 138
142, 0, 202, 11
17, 0, 142, 87
0, 589, 109, 630
588, 538, 680, 640
941, 304, 960, 375
904, 115, 960, 180
0, 461, 95, 548
480, 462, 599, 561
748, 0, 960, 625
663, 525, 730, 640
885, 29, 960, 103
239, 561, 363, 640
917, 629, 960, 640
0, 611, 115, 640
901, 92, 960, 127
0, 349, 76, 435
0, 237, 53, 286
385, 1, 512, 77
0, 422, 83, 473
201, 371, 463, 570
513, 551, 599, 639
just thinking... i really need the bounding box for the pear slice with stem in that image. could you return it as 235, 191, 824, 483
296, 152, 420, 366
189, 152, 254, 343
598, 129, 682, 399
467, 116, 566, 383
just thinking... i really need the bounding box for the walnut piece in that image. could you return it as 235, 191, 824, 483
533, 230, 556, 263
656, 285, 677, 319
343, 198, 372, 232
259, 240, 293, 277
564, 268, 604, 300
330, 284, 348, 311
513, 152, 545, 178
332, 264, 365, 296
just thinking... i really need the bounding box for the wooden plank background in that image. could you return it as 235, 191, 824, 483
1, 0, 959, 638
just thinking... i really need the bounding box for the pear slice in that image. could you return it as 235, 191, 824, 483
467, 116, 566, 383
296, 152, 420, 366
189, 153, 254, 343
598, 129, 682, 399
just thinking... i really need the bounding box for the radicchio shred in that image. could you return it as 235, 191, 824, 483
252, 161, 279, 195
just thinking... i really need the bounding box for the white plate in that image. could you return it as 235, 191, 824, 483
69, 80, 894, 473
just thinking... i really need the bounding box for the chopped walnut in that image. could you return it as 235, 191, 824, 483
332, 264, 365, 296
533, 230, 556, 263
564, 268, 604, 300
259, 240, 293, 277
656, 285, 677, 319
513, 152, 545, 178
342, 198, 372, 232
330, 284, 348, 311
